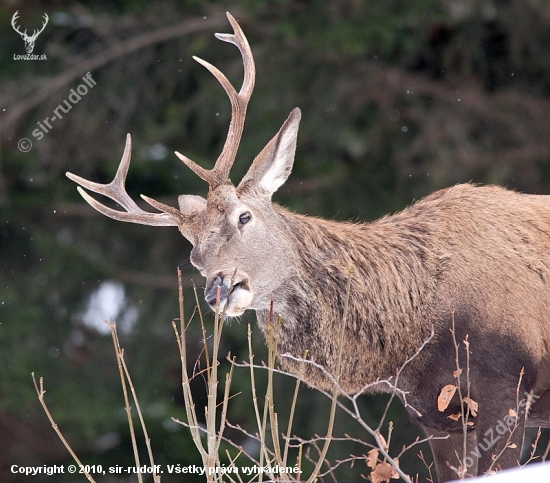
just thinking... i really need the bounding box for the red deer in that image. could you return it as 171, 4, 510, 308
67, 13, 550, 481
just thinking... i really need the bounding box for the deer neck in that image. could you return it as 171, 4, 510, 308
254, 207, 438, 393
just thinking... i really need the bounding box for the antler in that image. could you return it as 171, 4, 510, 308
11, 11, 48, 40
66, 13, 254, 224
30, 13, 49, 40
66, 134, 182, 227
11, 11, 25, 37
175, 12, 255, 187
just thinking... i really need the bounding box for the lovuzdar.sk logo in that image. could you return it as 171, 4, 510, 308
11, 10, 48, 60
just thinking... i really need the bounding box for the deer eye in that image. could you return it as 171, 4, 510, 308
238, 212, 251, 226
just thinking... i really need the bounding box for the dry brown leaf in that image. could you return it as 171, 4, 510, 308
438, 384, 457, 411
507, 443, 517, 449
508, 408, 517, 417
463, 397, 479, 417
370, 462, 394, 483
376, 431, 388, 451
467, 421, 475, 426
367, 448, 379, 469
447, 413, 461, 421
453, 368, 463, 378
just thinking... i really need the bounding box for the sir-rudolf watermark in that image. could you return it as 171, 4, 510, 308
17, 73, 97, 152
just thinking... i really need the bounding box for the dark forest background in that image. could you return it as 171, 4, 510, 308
2, 0, 550, 481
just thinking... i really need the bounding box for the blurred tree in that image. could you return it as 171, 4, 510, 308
1, 0, 550, 481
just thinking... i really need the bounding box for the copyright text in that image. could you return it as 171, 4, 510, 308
11, 463, 302, 477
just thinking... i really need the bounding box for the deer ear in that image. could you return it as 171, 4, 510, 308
178, 194, 207, 215
238, 108, 301, 197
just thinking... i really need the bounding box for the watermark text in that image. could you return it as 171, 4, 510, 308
18, 72, 97, 152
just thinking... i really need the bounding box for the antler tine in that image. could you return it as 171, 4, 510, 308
66, 134, 180, 227
11, 11, 24, 36
217, 12, 255, 99
32, 13, 49, 38
175, 12, 255, 187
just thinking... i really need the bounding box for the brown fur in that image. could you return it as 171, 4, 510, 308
251, 183, 550, 480
263, 184, 550, 394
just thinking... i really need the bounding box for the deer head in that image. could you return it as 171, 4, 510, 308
11, 11, 49, 54
66, 12, 302, 317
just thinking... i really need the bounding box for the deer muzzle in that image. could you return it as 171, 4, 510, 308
204, 271, 252, 317
205, 275, 229, 305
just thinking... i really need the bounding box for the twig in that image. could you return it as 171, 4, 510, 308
449, 311, 470, 479
107, 321, 160, 483
522, 428, 542, 467
32, 373, 96, 483
173, 269, 207, 461
193, 281, 211, 374
246, 322, 272, 477
107, 322, 143, 483
542, 436, 550, 462
283, 351, 306, 466
417, 449, 435, 483
305, 264, 352, 483
485, 369, 525, 474
376, 328, 436, 430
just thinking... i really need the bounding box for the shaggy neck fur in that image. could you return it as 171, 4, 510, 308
255, 202, 442, 393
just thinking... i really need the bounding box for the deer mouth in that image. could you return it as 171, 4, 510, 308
204, 273, 252, 317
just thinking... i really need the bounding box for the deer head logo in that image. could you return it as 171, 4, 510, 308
11, 11, 48, 54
